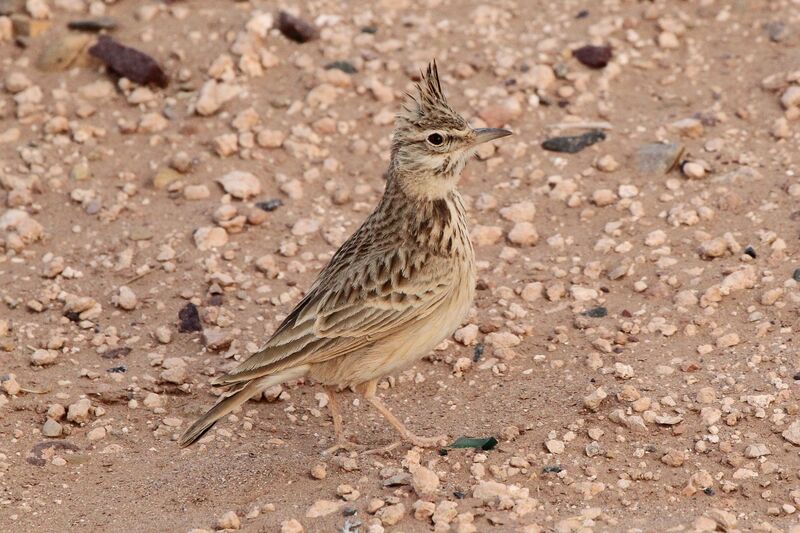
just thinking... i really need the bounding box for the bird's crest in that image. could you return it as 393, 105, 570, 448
397, 60, 463, 130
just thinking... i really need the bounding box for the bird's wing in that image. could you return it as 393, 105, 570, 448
213, 247, 453, 385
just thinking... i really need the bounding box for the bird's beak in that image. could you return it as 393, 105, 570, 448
473, 127, 513, 145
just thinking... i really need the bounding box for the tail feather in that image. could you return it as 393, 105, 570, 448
178, 365, 310, 447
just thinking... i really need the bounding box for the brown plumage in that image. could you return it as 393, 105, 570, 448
179, 61, 512, 450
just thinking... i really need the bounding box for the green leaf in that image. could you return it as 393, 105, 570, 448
449, 437, 498, 450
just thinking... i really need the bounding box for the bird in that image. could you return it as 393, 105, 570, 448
179, 60, 511, 451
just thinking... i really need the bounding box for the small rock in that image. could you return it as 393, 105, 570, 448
277, 11, 318, 43
216, 171, 261, 200
178, 303, 202, 333
116, 286, 137, 310
310, 463, 327, 480
184, 184, 210, 200
410, 464, 439, 497
306, 500, 342, 518
194, 226, 228, 250
583, 387, 607, 412
152, 167, 181, 190
216, 510, 241, 530
87, 427, 106, 441
572, 44, 612, 69
545, 439, 565, 454
507, 222, 538, 246
67, 398, 92, 423
542, 130, 605, 153
377, 503, 405, 526
634, 143, 684, 175
36, 33, 90, 71
31, 348, 58, 366
195, 80, 240, 116
42, 419, 62, 437
280, 519, 304, 533
783, 420, 800, 446
781, 85, 800, 109
745, 444, 770, 458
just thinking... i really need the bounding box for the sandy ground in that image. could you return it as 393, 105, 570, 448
1, 0, 800, 532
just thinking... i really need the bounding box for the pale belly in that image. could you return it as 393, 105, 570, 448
309, 264, 476, 388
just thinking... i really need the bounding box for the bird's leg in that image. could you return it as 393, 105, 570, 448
322, 386, 363, 455
359, 379, 448, 453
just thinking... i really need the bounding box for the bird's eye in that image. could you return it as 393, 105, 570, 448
427, 132, 444, 146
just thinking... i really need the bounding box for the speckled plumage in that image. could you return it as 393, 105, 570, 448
180, 61, 510, 449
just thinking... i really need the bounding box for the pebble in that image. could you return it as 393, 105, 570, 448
583, 387, 607, 411
783, 420, 800, 446
291, 218, 320, 237
184, 185, 210, 200
541, 130, 605, 153
36, 33, 90, 71
507, 222, 538, 246
499, 201, 535, 223
277, 11, 318, 43
634, 143, 684, 174
30, 348, 58, 366
216, 171, 261, 199
216, 511, 240, 530
682, 161, 706, 179
545, 439, 565, 454
195, 80, 240, 116
280, 519, 304, 533
410, 464, 439, 497
194, 227, 228, 250
306, 500, 342, 518
67, 398, 92, 423
42, 419, 62, 437
87, 427, 106, 441
781, 85, 800, 109
116, 286, 137, 310
471, 225, 503, 246
310, 463, 327, 480
377, 503, 405, 526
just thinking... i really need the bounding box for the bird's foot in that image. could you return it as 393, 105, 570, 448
362, 433, 448, 456
322, 439, 365, 456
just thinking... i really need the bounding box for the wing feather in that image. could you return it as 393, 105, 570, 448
213, 247, 452, 386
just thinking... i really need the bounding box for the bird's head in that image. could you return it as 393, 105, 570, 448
389, 61, 512, 200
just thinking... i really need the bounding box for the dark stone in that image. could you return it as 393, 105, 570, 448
583, 306, 608, 318
542, 130, 606, 153
794, 268, 800, 282
207, 294, 224, 306
68, 17, 117, 32
542, 465, 563, 473
27, 440, 80, 466
573, 44, 612, 69
277, 11, 319, 43
178, 302, 202, 332
107, 365, 126, 373
743, 246, 756, 258
453, 491, 466, 499
325, 60, 357, 74
764, 22, 788, 42
360, 26, 377, 34
473, 343, 484, 362
256, 198, 283, 212
575, 9, 589, 18
88, 35, 168, 87
102, 347, 131, 359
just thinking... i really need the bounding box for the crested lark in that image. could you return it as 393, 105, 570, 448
180, 61, 511, 450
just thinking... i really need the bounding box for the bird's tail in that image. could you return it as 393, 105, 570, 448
178, 365, 310, 447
